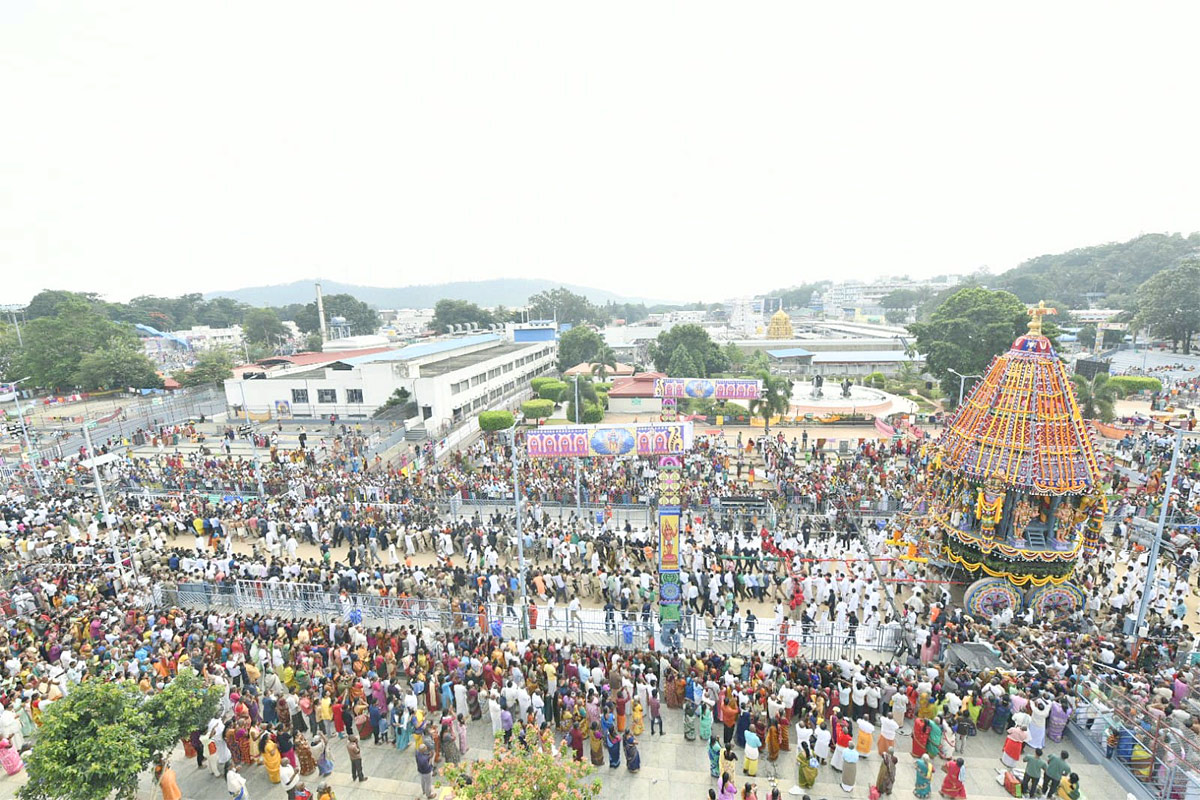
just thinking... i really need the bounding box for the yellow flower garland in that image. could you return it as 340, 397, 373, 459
941, 546, 1073, 587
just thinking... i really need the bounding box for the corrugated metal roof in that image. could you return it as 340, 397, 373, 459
766, 348, 814, 359
335, 334, 501, 366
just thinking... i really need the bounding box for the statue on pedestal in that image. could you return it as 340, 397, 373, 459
811, 375, 824, 398
841, 378, 853, 398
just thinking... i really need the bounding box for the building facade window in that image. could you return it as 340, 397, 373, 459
317, 389, 337, 403
346, 389, 364, 404
292, 388, 309, 404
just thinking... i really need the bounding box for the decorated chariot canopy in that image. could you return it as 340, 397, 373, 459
937, 301, 1102, 496
916, 303, 1108, 611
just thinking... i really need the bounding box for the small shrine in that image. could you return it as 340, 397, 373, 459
765, 308, 794, 339
923, 302, 1107, 619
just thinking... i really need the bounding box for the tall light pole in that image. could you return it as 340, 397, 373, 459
82, 420, 126, 577
947, 368, 982, 409
8, 377, 45, 491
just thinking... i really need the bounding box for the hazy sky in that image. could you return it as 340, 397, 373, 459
2, 2, 1199, 305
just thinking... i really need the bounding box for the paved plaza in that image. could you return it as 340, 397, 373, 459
0, 701, 1124, 800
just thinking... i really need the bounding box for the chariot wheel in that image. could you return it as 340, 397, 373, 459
1024, 582, 1085, 619
962, 577, 1022, 621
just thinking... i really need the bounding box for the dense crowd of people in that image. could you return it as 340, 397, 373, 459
0, 417, 1199, 798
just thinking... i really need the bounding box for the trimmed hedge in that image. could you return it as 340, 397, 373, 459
1107, 376, 1163, 397
521, 399, 555, 420
538, 380, 568, 403
530, 376, 558, 394
478, 410, 515, 432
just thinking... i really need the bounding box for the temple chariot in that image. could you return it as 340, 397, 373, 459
922, 303, 1107, 620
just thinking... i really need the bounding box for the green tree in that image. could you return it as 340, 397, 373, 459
538, 380, 568, 403
304, 331, 324, 352
433, 299, 495, 333
175, 348, 234, 387
1076, 324, 1097, 349
241, 308, 286, 346
908, 287, 1027, 407
1071, 373, 1118, 422
1135, 260, 1200, 353
521, 399, 554, 421
20, 669, 216, 800
748, 372, 792, 437
602, 301, 649, 324
74, 338, 162, 391
478, 410, 516, 432
565, 376, 599, 422
23, 290, 104, 320
196, 297, 249, 328
12, 299, 141, 391
19, 681, 148, 800
722, 342, 747, 370
291, 293, 380, 336
881, 289, 920, 321
589, 345, 618, 382
526, 287, 601, 325
556, 326, 604, 374
666, 344, 699, 378
769, 282, 827, 310
649, 324, 728, 377
139, 668, 220, 761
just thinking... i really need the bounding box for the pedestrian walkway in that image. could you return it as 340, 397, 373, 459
0, 705, 1123, 800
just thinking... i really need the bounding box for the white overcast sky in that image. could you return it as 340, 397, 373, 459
2, 2, 1198, 305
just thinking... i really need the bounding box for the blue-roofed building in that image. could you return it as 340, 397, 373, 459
223, 331, 555, 430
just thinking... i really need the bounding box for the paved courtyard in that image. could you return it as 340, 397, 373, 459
0, 702, 1124, 800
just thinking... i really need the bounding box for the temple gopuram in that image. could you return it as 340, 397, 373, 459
923, 302, 1107, 619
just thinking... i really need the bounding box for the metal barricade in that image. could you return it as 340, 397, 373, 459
1074, 682, 1200, 799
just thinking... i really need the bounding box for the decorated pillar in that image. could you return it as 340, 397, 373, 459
657, 457, 683, 631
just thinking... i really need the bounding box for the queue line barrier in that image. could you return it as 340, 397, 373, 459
160, 579, 914, 661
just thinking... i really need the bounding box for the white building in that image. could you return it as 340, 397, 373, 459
181, 325, 244, 351
224, 333, 555, 427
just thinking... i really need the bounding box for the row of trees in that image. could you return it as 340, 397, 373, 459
20, 289, 381, 341
0, 299, 162, 392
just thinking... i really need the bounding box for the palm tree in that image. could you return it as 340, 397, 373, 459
590, 346, 618, 382
1071, 373, 1118, 422
749, 372, 794, 437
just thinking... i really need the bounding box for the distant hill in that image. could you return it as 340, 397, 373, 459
204, 278, 667, 309
993, 232, 1200, 310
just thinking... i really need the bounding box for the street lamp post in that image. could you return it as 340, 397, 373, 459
9, 377, 45, 491
947, 368, 983, 409
81, 420, 128, 578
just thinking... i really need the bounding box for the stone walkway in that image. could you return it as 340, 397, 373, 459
0, 705, 1122, 799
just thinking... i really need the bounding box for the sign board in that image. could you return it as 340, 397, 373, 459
524, 422, 693, 459
653, 378, 762, 400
